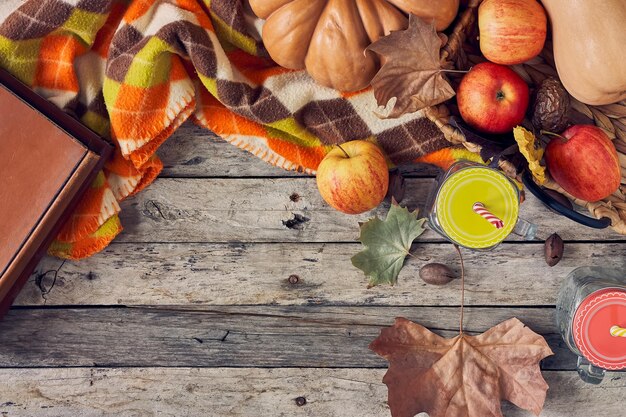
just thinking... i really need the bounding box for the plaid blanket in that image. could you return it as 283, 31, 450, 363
0, 0, 471, 259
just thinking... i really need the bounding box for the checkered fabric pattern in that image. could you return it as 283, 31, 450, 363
0, 0, 460, 259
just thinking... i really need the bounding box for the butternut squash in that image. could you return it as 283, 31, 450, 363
249, 0, 459, 92
542, 0, 626, 105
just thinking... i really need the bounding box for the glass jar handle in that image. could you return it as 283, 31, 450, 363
513, 218, 537, 241
576, 356, 605, 384
522, 172, 611, 229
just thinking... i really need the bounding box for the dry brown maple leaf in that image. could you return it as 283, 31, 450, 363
370, 317, 553, 417
366, 15, 456, 118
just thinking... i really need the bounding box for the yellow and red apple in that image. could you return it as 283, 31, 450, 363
545, 125, 621, 202
457, 62, 529, 134
478, 0, 547, 65
316, 140, 389, 214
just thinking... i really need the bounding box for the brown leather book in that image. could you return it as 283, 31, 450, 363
0, 68, 112, 319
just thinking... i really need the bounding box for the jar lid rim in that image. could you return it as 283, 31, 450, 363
573, 289, 626, 370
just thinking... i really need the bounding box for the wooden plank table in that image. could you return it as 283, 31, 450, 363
1, 123, 624, 416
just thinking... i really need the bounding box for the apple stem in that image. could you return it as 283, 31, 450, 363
336, 144, 350, 158
541, 130, 568, 142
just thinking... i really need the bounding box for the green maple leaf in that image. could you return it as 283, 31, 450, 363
351, 203, 426, 287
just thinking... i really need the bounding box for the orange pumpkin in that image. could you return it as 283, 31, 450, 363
249, 0, 459, 91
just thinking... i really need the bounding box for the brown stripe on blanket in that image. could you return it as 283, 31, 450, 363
0, 0, 72, 40
106, 25, 148, 83
209, 0, 267, 56
376, 117, 448, 164
216, 79, 291, 124
209, 0, 250, 35
294, 99, 372, 145
155, 21, 217, 79
75, 0, 113, 14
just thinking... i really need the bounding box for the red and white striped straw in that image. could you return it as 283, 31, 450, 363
472, 202, 504, 229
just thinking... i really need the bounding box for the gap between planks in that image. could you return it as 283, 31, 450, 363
0, 306, 575, 370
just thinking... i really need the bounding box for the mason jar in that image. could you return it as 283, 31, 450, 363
425, 160, 536, 250
556, 266, 626, 384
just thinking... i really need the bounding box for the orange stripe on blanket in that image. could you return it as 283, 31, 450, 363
170, 55, 189, 82
129, 99, 194, 167
227, 49, 291, 86
49, 215, 123, 260
35, 35, 86, 92
92, 0, 127, 58
123, 0, 154, 23
55, 171, 116, 243
196, 91, 267, 137
103, 146, 162, 199
129, 154, 163, 196
196, 89, 324, 172
415, 147, 483, 170
109, 82, 170, 140
175, 0, 215, 30
340, 86, 372, 100
105, 147, 143, 178
112, 58, 194, 167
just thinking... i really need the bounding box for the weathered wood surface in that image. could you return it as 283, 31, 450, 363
3, 122, 624, 415
0, 306, 574, 369
0, 368, 623, 417
17, 243, 626, 307
117, 178, 618, 243
158, 123, 439, 178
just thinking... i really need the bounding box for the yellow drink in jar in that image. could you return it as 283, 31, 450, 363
433, 165, 520, 249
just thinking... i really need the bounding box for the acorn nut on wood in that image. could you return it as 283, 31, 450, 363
544, 233, 564, 267
419, 263, 457, 285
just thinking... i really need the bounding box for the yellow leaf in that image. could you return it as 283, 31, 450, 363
514, 126, 546, 185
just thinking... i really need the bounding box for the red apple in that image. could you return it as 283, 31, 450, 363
316, 140, 389, 214
478, 0, 547, 65
545, 125, 621, 202
457, 62, 529, 134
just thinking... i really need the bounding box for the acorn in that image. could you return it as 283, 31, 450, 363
544, 233, 564, 267
419, 263, 457, 285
